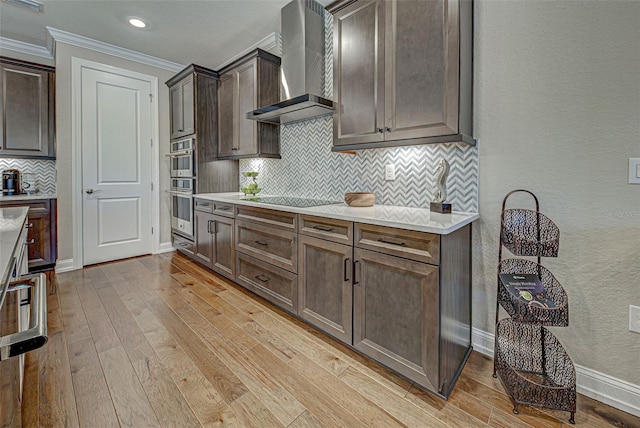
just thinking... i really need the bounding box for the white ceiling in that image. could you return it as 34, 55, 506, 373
0, 0, 332, 70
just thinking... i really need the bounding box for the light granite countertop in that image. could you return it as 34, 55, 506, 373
0, 206, 28, 308
0, 192, 57, 202
195, 192, 479, 235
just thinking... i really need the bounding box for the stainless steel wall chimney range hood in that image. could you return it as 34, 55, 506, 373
247, 0, 333, 125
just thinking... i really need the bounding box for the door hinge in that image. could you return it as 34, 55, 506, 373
151, 182, 154, 191
151, 227, 154, 234
151, 138, 153, 147
149, 93, 153, 101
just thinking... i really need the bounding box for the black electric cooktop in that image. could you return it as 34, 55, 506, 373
243, 196, 342, 208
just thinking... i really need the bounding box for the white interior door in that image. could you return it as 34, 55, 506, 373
81, 67, 152, 265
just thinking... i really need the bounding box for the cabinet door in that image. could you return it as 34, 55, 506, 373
384, 0, 459, 140
217, 72, 236, 157
181, 75, 195, 136
353, 248, 439, 391
236, 60, 258, 156
194, 210, 213, 267
169, 83, 184, 139
332, 0, 385, 147
211, 214, 234, 279
25, 209, 51, 269
0, 62, 50, 157
170, 75, 195, 139
298, 235, 352, 343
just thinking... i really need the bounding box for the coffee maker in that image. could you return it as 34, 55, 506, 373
2, 169, 21, 196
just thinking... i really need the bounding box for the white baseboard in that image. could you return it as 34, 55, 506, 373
157, 241, 175, 254
55, 258, 77, 273
471, 328, 640, 418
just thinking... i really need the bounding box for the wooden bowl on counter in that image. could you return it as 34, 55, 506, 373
344, 192, 376, 207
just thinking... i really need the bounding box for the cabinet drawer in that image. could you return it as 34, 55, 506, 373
172, 233, 194, 256
235, 205, 296, 232
235, 219, 297, 273
355, 223, 439, 265
213, 202, 234, 218
235, 252, 297, 314
194, 198, 214, 213
299, 214, 353, 245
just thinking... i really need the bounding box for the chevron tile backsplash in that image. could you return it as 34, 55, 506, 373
0, 158, 56, 194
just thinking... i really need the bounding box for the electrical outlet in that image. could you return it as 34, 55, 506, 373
630, 305, 640, 334
385, 164, 396, 181
629, 158, 640, 184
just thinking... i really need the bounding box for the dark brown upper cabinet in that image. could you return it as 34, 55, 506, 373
169, 74, 195, 140
217, 49, 281, 159
0, 57, 55, 159
166, 64, 219, 159
327, 0, 474, 151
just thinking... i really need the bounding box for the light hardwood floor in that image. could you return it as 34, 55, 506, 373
23, 252, 640, 427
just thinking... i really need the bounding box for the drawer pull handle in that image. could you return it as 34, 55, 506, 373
255, 274, 270, 283
377, 237, 406, 246
198, 201, 211, 207
25, 223, 34, 229
312, 225, 334, 232
254, 240, 268, 246
217, 206, 231, 211
353, 260, 360, 285
344, 258, 350, 282
26, 239, 35, 245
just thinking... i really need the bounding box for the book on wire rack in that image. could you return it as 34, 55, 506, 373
499, 273, 555, 309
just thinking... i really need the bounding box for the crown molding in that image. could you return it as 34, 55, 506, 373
46, 26, 185, 72
216, 32, 281, 70
0, 37, 53, 60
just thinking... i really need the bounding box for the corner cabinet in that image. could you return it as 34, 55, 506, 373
217, 49, 281, 159
327, 0, 474, 151
0, 58, 55, 158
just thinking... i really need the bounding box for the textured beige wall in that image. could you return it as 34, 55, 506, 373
473, 1, 640, 385
54, 42, 176, 262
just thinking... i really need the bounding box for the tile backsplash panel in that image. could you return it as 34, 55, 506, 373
240, 117, 478, 212
0, 158, 56, 194
239, 9, 478, 213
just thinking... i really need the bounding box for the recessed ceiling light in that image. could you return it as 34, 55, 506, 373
128, 18, 146, 28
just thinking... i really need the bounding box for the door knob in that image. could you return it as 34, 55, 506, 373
86, 189, 95, 194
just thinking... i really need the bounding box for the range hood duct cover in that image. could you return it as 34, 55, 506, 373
247, 0, 333, 125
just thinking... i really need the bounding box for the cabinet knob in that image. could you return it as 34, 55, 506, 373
376, 128, 383, 133
86, 188, 95, 194
385, 127, 392, 132
231, 147, 239, 151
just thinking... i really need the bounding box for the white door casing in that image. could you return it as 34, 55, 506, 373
72, 58, 159, 267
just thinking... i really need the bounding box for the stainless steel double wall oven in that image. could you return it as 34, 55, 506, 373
168, 137, 195, 238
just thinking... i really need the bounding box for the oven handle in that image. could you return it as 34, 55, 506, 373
0, 273, 48, 361
165, 149, 193, 157
166, 190, 194, 195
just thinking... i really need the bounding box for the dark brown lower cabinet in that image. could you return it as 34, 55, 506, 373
235, 251, 297, 314
194, 209, 234, 280
353, 247, 440, 391
0, 198, 57, 272
298, 235, 353, 343
187, 202, 472, 397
